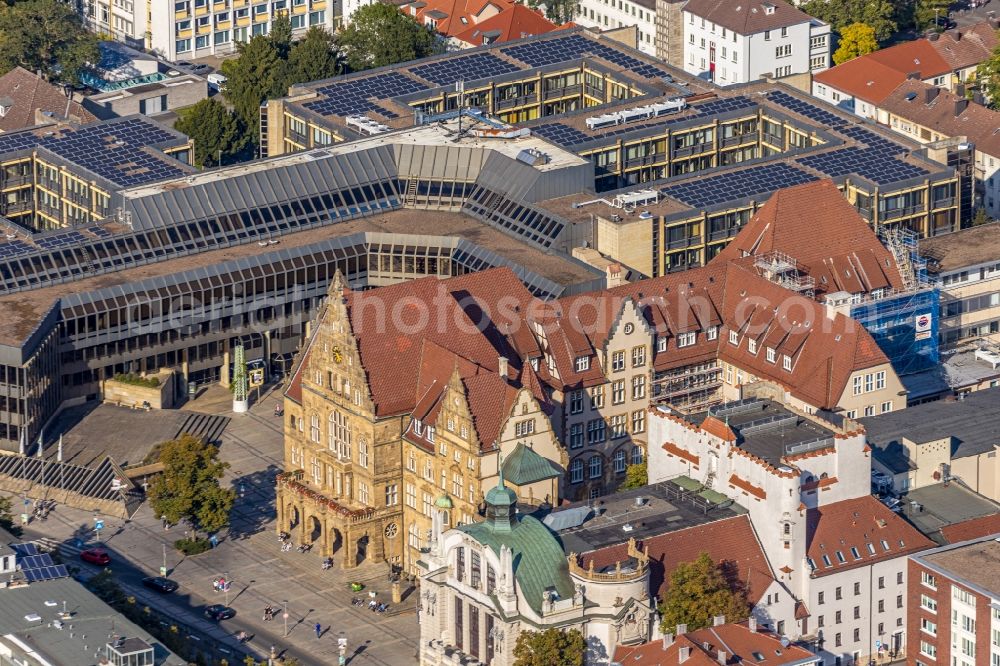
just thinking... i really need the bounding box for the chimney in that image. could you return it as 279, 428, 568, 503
954, 98, 968, 116
498, 356, 508, 377
956, 83, 966, 98
925, 87, 939, 104
676, 623, 687, 636
713, 615, 726, 626
749, 616, 757, 632
928, 31, 940, 41
662, 633, 675, 649
678, 647, 691, 663
717, 650, 728, 665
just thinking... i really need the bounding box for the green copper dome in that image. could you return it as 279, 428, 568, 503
435, 493, 454, 509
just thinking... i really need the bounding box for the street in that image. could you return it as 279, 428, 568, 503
13, 385, 420, 666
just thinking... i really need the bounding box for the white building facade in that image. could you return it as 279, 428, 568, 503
646, 390, 933, 664
573, 0, 657, 56
80, 0, 342, 62
681, 0, 829, 85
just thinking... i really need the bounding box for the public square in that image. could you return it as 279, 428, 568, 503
12, 385, 421, 666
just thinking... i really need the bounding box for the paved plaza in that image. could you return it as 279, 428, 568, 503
11, 384, 421, 666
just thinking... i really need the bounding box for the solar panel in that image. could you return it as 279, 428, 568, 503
661, 163, 818, 209
303, 72, 428, 119
765, 90, 846, 128
410, 52, 520, 86
22, 564, 69, 582
502, 33, 667, 80
11, 543, 38, 556
797, 147, 928, 185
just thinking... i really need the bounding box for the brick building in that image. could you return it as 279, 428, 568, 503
907, 534, 1000, 666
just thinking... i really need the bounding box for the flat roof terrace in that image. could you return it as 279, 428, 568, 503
689, 398, 837, 466
0, 209, 601, 346
921, 538, 1000, 599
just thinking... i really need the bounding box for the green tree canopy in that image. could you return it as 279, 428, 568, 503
269, 11, 293, 59
0, 0, 99, 83
286, 26, 341, 85
659, 552, 749, 632
914, 0, 951, 32
833, 22, 880, 65
801, 0, 896, 43
619, 462, 647, 491
512, 628, 586, 666
221, 35, 288, 138
147, 433, 236, 535
0, 495, 20, 536
175, 98, 244, 167
976, 35, 1000, 109
338, 3, 438, 72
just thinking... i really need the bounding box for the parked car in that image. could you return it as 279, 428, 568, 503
188, 63, 211, 74
933, 15, 956, 29
206, 73, 227, 92
80, 549, 110, 566
142, 576, 179, 593
204, 604, 236, 621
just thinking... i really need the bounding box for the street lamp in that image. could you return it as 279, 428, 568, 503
282, 599, 289, 638
223, 571, 230, 606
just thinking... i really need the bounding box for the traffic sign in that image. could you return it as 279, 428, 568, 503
874, 640, 882, 649
94, 519, 104, 531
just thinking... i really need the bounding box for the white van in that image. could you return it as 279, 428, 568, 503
206, 73, 228, 92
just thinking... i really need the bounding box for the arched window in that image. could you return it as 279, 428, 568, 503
309, 414, 320, 443
613, 449, 627, 473
589, 455, 602, 479
631, 445, 643, 465
570, 459, 584, 483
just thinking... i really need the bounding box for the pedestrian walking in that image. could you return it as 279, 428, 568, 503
315, 622, 322, 639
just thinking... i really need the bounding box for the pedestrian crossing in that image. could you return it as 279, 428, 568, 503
29, 537, 84, 558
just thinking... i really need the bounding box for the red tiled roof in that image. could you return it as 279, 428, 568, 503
683, 0, 817, 35
452, 4, 562, 46
663, 440, 700, 464
714, 180, 904, 297
806, 495, 935, 577
728, 473, 766, 500
614, 621, 817, 666
813, 58, 908, 105
929, 21, 999, 72
939, 514, 1000, 544
0, 67, 96, 132
866, 39, 952, 79
702, 415, 737, 442
581, 515, 775, 605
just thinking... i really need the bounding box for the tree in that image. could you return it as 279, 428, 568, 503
0, 0, 99, 83
147, 434, 236, 535
0, 495, 20, 536
977, 37, 1000, 109
338, 3, 438, 72
221, 35, 288, 139
972, 207, 992, 226
618, 462, 647, 491
512, 628, 585, 666
286, 26, 341, 86
801, 0, 896, 43
175, 98, 244, 167
833, 23, 880, 65
659, 552, 749, 632
269, 11, 293, 60
914, 0, 951, 32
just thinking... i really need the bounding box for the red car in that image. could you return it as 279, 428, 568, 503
80, 549, 110, 566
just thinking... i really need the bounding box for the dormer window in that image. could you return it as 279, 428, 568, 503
729, 330, 739, 345
766, 347, 776, 363
427, 426, 435, 443
656, 335, 668, 352
748, 339, 757, 354
677, 331, 695, 348
575, 355, 590, 372
782, 354, 792, 371
414, 420, 423, 436
764, 2, 775, 14
706, 325, 718, 341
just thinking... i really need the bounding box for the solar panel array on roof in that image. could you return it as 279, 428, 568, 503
0, 130, 43, 156
530, 96, 759, 148
11, 543, 38, 556
662, 163, 818, 208
798, 147, 928, 185
303, 72, 428, 118
41, 118, 186, 187
838, 125, 906, 152
502, 33, 667, 79
86, 226, 112, 238
36, 230, 86, 250
766, 90, 846, 128
18, 551, 69, 582
410, 52, 520, 86
0, 240, 33, 259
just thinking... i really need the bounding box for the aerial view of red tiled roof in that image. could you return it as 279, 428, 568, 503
939, 513, 1000, 544
714, 180, 904, 297
682, 0, 818, 35
615, 621, 819, 666
0, 66, 97, 133
806, 495, 935, 576
452, 4, 563, 46
928, 20, 999, 71
580, 515, 775, 604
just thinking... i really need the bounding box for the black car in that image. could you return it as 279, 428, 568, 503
204, 604, 236, 621
933, 15, 956, 29
189, 63, 211, 74
142, 576, 179, 593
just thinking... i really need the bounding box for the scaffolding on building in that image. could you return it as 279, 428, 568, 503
753, 251, 816, 298
652, 362, 723, 413
880, 226, 929, 291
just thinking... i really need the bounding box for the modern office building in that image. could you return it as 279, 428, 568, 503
75, 0, 340, 62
